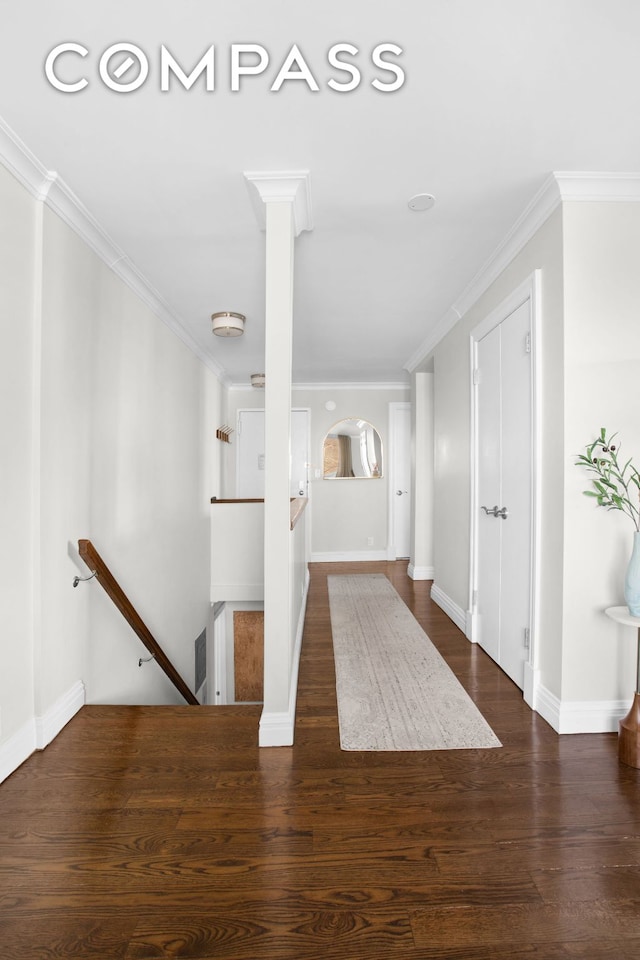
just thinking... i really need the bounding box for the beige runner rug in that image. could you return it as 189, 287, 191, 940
328, 574, 501, 751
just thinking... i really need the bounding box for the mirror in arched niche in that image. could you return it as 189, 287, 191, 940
322, 419, 383, 479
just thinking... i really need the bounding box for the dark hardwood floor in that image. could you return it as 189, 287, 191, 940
2, 561, 640, 958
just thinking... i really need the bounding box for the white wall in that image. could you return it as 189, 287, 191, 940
562, 202, 640, 705
431, 197, 640, 728
224, 384, 410, 559
37, 207, 94, 715
432, 208, 565, 700
1, 160, 222, 779
0, 165, 37, 747
43, 208, 219, 705
298, 386, 410, 559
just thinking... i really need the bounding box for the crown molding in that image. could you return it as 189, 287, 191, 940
113, 256, 228, 382
404, 307, 463, 374
227, 379, 409, 392
404, 170, 640, 373
0, 115, 49, 197
0, 116, 227, 383
452, 172, 562, 320
554, 170, 640, 201
294, 380, 409, 391
244, 170, 313, 237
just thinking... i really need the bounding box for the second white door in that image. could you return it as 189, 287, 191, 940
475, 299, 532, 689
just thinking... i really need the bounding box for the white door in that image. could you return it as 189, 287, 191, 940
390, 402, 411, 559
237, 409, 267, 498
476, 323, 502, 666
237, 409, 309, 499
475, 300, 532, 688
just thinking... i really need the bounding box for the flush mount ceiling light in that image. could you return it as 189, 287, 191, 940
250, 373, 266, 388
408, 193, 435, 212
211, 311, 246, 337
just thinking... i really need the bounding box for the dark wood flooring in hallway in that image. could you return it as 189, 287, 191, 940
1, 561, 640, 959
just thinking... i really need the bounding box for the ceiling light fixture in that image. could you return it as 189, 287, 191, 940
408, 193, 435, 212
211, 311, 246, 337
250, 373, 266, 388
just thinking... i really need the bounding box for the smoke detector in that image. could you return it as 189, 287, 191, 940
408, 193, 435, 212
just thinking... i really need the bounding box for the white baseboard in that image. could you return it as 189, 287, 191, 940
36, 680, 85, 748
0, 720, 36, 785
523, 662, 538, 710
258, 709, 296, 747
533, 684, 562, 731
408, 564, 435, 581
430, 582, 467, 634
419, 587, 629, 735
259, 569, 309, 747
534, 681, 629, 733
0, 680, 85, 783
464, 610, 478, 642
310, 550, 389, 563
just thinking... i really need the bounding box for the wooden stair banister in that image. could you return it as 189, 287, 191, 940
77, 539, 199, 705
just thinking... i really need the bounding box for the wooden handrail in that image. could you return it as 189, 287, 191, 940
289, 496, 308, 531
210, 496, 308, 529
210, 498, 265, 503
78, 539, 199, 705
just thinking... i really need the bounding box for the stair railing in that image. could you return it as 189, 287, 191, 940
76, 539, 199, 705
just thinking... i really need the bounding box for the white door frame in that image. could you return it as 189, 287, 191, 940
468, 271, 542, 709
387, 401, 411, 560
290, 407, 312, 564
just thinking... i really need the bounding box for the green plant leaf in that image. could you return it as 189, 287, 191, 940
576, 429, 639, 530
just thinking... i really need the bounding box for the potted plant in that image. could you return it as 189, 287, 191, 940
576, 428, 640, 615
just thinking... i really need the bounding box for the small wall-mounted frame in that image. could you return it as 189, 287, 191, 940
322, 418, 383, 479
216, 425, 234, 443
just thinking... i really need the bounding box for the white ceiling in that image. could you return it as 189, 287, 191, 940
1, 1, 639, 385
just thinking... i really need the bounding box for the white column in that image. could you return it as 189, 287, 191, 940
409, 371, 435, 580
244, 171, 312, 746
263, 199, 294, 726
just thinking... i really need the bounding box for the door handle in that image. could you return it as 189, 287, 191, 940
481, 505, 508, 519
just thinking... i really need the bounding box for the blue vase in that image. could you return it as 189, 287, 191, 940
624, 531, 640, 617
